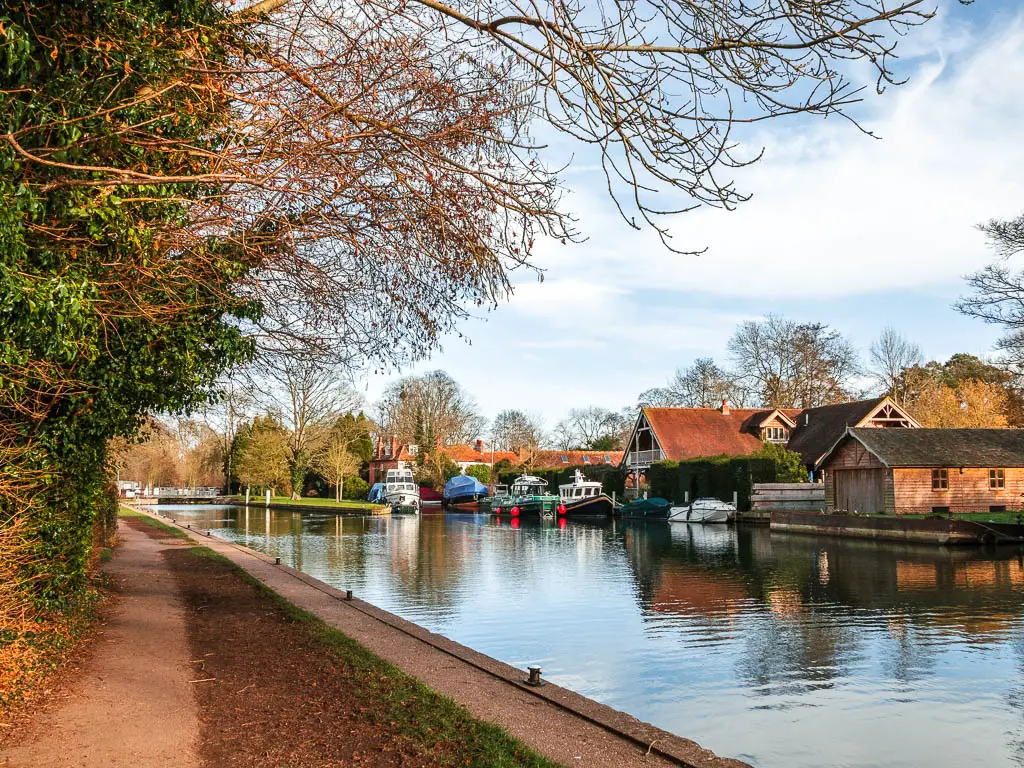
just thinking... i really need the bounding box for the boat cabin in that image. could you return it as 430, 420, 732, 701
384, 467, 417, 493
511, 475, 549, 497
558, 469, 603, 501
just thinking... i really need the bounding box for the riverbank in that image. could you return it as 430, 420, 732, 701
221, 495, 387, 515
771, 510, 1024, 545
2, 511, 746, 768
140, 508, 748, 768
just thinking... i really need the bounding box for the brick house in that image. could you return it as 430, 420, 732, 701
818, 428, 1024, 515
621, 396, 918, 489
369, 437, 520, 483
368, 435, 417, 485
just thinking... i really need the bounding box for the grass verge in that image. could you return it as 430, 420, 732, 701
226, 495, 384, 510
185, 546, 559, 767
118, 507, 190, 539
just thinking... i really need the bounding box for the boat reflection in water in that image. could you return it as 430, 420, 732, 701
152, 504, 1024, 768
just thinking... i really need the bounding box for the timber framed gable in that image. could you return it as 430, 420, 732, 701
623, 410, 665, 471
858, 399, 919, 429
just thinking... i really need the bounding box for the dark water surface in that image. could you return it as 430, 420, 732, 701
151, 504, 1024, 768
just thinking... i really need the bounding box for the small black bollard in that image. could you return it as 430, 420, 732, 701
186, 523, 190, 529
345, 590, 353, 601
274, 556, 281, 565
526, 666, 544, 687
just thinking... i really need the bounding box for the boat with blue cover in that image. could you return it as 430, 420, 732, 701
444, 474, 490, 511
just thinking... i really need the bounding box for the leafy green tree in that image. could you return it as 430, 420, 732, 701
235, 417, 291, 496
755, 442, 808, 483
464, 464, 492, 485
0, 1, 252, 603
343, 477, 370, 502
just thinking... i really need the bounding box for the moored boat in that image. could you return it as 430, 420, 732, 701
490, 475, 560, 518
620, 496, 671, 520
557, 469, 613, 518
478, 484, 508, 514
668, 498, 735, 523
384, 467, 420, 513
443, 475, 489, 512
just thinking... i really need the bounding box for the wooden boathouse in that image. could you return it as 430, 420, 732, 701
818, 428, 1024, 515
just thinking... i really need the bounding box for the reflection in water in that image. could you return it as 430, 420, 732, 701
153, 505, 1024, 768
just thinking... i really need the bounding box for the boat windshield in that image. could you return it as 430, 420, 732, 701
515, 483, 545, 496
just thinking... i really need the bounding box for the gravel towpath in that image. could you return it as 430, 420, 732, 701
0, 522, 199, 768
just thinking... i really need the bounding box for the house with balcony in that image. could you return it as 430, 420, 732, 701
622, 396, 919, 492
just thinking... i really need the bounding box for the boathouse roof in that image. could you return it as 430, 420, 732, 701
833, 428, 1024, 468
785, 397, 891, 466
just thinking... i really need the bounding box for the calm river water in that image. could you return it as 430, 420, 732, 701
151, 504, 1024, 768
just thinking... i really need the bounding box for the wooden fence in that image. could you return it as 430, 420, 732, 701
751, 483, 825, 513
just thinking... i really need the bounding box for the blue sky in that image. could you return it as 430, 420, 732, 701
359, 1, 1024, 430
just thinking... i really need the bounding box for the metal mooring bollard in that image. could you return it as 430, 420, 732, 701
187, 523, 191, 529
345, 590, 353, 601
526, 666, 544, 687
275, 557, 281, 565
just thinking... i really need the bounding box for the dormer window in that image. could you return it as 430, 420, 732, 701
560, 455, 569, 463
763, 426, 788, 443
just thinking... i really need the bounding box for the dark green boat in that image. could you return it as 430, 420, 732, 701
489, 475, 560, 518
619, 497, 672, 520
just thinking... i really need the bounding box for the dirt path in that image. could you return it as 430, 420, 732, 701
0, 522, 199, 768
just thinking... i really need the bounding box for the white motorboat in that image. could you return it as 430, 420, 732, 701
384, 467, 420, 512
668, 497, 736, 523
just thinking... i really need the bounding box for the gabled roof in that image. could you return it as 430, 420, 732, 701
641, 407, 801, 461
757, 409, 797, 429
785, 397, 896, 467
835, 428, 1024, 468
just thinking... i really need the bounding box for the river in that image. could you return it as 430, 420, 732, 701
149, 504, 1024, 768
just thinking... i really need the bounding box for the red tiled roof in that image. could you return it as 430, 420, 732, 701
528, 450, 624, 469
643, 407, 801, 461
442, 445, 518, 464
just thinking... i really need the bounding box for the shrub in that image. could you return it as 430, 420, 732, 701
464, 464, 492, 484
343, 477, 370, 501
753, 442, 808, 483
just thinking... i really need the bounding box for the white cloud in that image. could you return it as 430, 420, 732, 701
360, 9, 1021, 423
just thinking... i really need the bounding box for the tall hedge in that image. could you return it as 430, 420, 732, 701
648, 456, 777, 510
0, 0, 253, 605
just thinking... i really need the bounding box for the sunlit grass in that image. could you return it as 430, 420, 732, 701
186, 547, 558, 767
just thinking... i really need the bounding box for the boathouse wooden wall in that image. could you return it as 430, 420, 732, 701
823, 437, 1024, 515
822, 438, 893, 514
891, 468, 1024, 515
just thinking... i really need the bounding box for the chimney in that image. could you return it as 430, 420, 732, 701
390, 435, 398, 457
720, 399, 730, 416
475, 439, 483, 453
